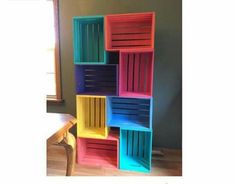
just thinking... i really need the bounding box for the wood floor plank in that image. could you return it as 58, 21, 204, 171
47, 145, 182, 176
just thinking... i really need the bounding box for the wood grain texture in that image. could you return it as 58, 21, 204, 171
46, 113, 76, 145
47, 146, 182, 176
58, 132, 76, 176
46, 113, 77, 176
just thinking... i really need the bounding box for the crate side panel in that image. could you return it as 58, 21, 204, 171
75, 65, 85, 93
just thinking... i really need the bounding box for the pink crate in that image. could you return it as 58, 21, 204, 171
77, 131, 119, 168
105, 12, 155, 51
119, 49, 154, 98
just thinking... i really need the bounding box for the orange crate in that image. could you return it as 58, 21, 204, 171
105, 12, 155, 51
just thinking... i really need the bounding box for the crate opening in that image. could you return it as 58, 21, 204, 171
77, 133, 119, 168
105, 12, 155, 50
77, 95, 108, 139
73, 16, 105, 64
107, 97, 152, 130
75, 65, 118, 96
120, 129, 151, 172
119, 50, 154, 98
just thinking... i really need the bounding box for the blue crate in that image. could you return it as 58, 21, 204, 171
73, 16, 106, 64
75, 65, 118, 96
120, 129, 152, 173
107, 97, 153, 131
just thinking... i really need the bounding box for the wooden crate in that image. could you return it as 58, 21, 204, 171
120, 129, 152, 173
105, 12, 155, 51
75, 64, 118, 96
107, 97, 153, 131
119, 49, 154, 98
77, 131, 119, 168
73, 16, 106, 64
77, 95, 109, 139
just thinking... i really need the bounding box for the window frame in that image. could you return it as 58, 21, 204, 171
47, 0, 63, 103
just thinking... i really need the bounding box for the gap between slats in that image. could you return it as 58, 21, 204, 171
80, 22, 102, 62
83, 97, 105, 129
124, 130, 149, 159
123, 53, 151, 93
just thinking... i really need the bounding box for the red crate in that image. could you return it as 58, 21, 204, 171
77, 131, 119, 168
119, 49, 154, 98
105, 12, 155, 51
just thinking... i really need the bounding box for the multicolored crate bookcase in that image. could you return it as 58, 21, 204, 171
73, 12, 155, 173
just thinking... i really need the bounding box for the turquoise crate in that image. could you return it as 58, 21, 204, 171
73, 16, 106, 64
120, 129, 152, 173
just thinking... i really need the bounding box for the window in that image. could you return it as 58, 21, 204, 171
46, 0, 62, 102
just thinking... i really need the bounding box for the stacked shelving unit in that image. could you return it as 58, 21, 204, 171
73, 12, 155, 173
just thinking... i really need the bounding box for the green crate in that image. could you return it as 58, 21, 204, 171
73, 16, 106, 64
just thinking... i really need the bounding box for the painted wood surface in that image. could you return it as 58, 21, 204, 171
76, 95, 109, 139
105, 12, 155, 51
119, 49, 154, 98
77, 131, 119, 168
75, 64, 118, 96
120, 129, 152, 173
107, 97, 153, 130
73, 16, 106, 64
73, 12, 156, 173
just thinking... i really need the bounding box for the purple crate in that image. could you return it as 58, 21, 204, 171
75, 64, 118, 96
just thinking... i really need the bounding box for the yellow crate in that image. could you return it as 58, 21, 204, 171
76, 95, 109, 139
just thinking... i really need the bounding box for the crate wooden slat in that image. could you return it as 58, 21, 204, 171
119, 49, 154, 98
77, 95, 109, 139
107, 97, 153, 131
73, 16, 106, 64
77, 131, 119, 168
105, 12, 155, 51
120, 129, 152, 173
75, 64, 118, 96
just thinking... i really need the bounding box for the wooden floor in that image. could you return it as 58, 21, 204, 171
47, 145, 182, 176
